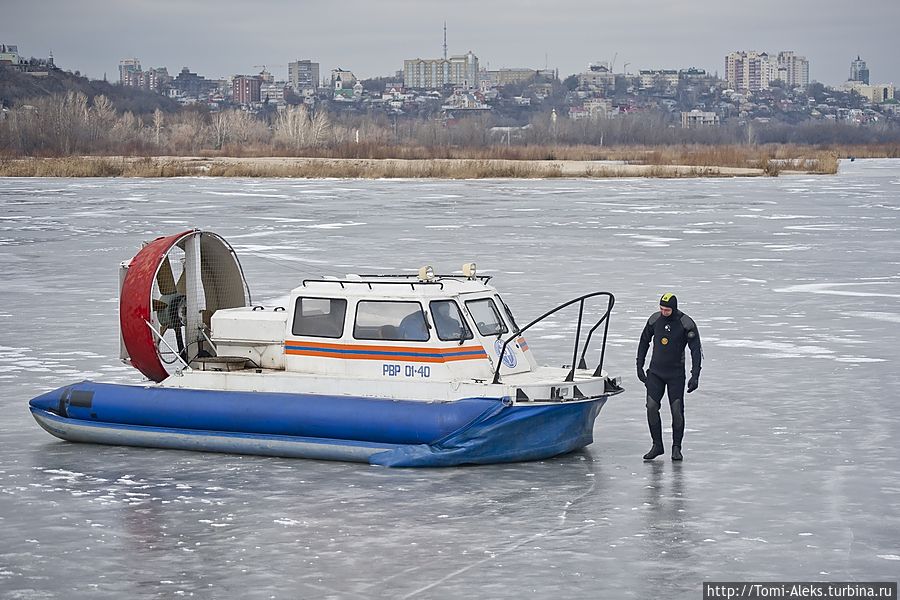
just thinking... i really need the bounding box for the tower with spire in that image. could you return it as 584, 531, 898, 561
850, 55, 869, 84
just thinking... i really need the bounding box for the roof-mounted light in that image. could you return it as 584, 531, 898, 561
418, 265, 435, 281
462, 262, 477, 279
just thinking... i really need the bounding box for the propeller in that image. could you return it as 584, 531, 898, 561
153, 254, 187, 357
157, 256, 177, 295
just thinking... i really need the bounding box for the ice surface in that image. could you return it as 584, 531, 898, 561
1, 160, 899, 598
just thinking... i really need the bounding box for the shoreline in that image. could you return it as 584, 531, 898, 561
0, 155, 834, 178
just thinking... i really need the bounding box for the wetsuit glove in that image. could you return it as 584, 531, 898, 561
636, 362, 647, 383
687, 375, 699, 393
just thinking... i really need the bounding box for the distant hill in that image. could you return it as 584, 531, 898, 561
0, 66, 180, 114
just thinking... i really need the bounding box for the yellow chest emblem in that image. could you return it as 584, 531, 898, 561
661, 337, 669, 345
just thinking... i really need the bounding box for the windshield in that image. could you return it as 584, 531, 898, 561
465, 298, 508, 337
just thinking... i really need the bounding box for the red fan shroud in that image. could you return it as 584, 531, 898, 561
119, 230, 250, 382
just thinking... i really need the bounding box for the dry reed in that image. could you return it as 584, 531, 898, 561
0, 145, 848, 179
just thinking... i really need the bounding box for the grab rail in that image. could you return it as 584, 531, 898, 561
302, 279, 445, 291
491, 291, 615, 385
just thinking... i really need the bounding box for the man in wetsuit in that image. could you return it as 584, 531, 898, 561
636, 293, 702, 461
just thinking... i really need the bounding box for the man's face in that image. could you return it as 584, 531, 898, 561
659, 306, 673, 317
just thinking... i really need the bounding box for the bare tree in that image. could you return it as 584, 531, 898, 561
310, 109, 331, 147
273, 106, 313, 152
153, 108, 164, 148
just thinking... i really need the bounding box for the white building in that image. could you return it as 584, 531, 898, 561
403, 51, 479, 89
583, 98, 613, 119
843, 81, 895, 103
639, 70, 679, 93
725, 51, 776, 92
260, 82, 287, 105
776, 51, 809, 88
0, 43, 21, 67
578, 62, 615, 91
681, 110, 719, 128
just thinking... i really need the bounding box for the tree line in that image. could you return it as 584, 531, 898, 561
2, 91, 899, 158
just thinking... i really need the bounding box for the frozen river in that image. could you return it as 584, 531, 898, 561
1, 161, 899, 598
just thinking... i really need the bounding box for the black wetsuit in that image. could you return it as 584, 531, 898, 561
636, 310, 702, 449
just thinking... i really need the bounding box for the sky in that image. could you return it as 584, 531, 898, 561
3, 0, 898, 87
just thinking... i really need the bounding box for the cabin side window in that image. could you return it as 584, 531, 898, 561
292, 297, 347, 338
429, 300, 473, 341
465, 298, 508, 337
354, 301, 430, 342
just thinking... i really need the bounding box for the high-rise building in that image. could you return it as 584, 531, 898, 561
403, 51, 478, 89
850, 56, 869, 84
288, 60, 319, 91
173, 67, 217, 97
725, 51, 776, 92
119, 58, 141, 84
776, 51, 809, 88
121, 64, 170, 92
232, 75, 261, 104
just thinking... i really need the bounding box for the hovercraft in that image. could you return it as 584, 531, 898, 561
29, 229, 623, 467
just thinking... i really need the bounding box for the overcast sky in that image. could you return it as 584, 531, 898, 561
3, 0, 898, 86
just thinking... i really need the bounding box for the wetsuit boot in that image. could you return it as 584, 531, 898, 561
644, 391, 664, 460
670, 394, 685, 461
643, 445, 664, 460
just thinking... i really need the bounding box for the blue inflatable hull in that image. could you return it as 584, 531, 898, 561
28, 381, 608, 467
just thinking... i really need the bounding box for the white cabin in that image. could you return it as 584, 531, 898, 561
162, 272, 617, 404
209, 274, 534, 380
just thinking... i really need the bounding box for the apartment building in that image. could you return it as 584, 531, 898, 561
288, 59, 319, 91
260, 82, 287, 104
233, 75, 262, 104
119, 58, 141, 84
776, 51, 809, 88
403, 51, 478, 89
173, 67, 218, 97
725, 51, 776, 92
578, 62, 615, 90
639, 69, 679, 92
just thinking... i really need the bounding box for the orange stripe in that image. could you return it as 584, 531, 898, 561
284, 349, 487, 363
285, 340, 486, 355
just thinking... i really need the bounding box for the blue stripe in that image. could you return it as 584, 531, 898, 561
284, 345, 487, 359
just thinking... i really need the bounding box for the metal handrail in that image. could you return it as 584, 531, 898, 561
491, 291, 615, 385
301, 279, 445, 290
357, 273, 493, 284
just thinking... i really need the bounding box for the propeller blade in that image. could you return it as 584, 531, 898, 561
175, 269, 186, 295
152, 298, 167, 311
157, 256, 176, 295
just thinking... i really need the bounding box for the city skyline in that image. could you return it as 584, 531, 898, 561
3, 0, 898, 86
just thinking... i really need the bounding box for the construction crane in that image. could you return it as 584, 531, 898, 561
252, 64, 286, 84
253, 64, 285, 75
